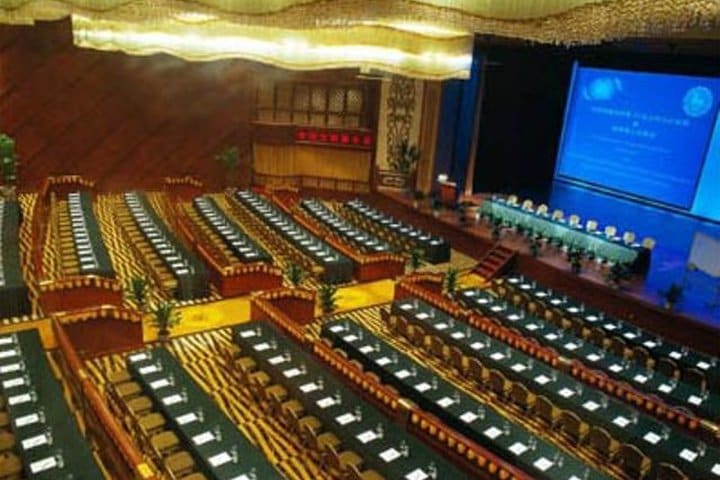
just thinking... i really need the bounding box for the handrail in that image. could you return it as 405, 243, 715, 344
253, 171, 369, 193
52, 319, 158, 479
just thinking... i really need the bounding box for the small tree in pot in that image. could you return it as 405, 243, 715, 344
150, 301, 181, 342
126, 276, 149, 312
318, 283, 339, 316
412, 190, 425, 209
408, 248, 424, 272
215, 146, 240, 187
443, 267, 459, 297
660, 283, 683, 310
285, 262, 305, 288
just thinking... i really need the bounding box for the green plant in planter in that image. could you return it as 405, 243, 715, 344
491, 218, 502, 242
605, 262, 632, 288
660, 283, 683, 310
568, 249, 583, 274
408, 248, 423, 272
215, 145, 240, 186
443, 267, 459, 296
126, 276, 149, 312
318, 283, 339, 315
529, 236, 540, 258
390, 138, 420, 175
0, 133, 18, 187
430, 195, 441, 216
285, 262, 305, 288
150, 301, 181, 341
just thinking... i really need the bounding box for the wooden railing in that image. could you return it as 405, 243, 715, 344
52, 319, 158, 480
163, 176, 204, 202
38, 275, 123, 314
254, 171, 370, 194
250, 288, 316, 338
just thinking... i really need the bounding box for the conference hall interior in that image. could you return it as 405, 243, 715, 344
1, 1, 720, 479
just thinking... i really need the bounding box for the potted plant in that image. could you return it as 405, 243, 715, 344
318, 283, 339, 316
285, 262, 305, 288
0, 133, 18, 199
443, 267, 459, 297
215, 146, 240, 187
660, 283, 683, 310
412, 190, 425, 209
605, 262, 631, 289
491, 218, 502, 243
529, 235, 541, 258
408, 248, 423, 272
390, 139, 420, 176
150, 301, 181, 342
126, 276, 149, 312
568, 249, 583, 274
430, 195, 441, 218
456, 201, 472, 228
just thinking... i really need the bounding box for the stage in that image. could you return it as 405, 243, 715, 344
381, 186, 720, 334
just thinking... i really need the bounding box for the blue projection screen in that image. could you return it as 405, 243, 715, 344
555, 64, 720, 220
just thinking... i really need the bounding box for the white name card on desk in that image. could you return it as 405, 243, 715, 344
176, 413, 199, 425
0, 363, 22, 374
29, 456, 58, 474
436, 396, 455, 408
376, 357, 391, 366
509, 442, 528, 456
633, 374, 648, 384
14, 412, 40, 428
283, 368, 302, 378
329, 325, 345, 333
356, 430, 378, 444
162, 394, 183, 406
669, 351, 683, 360
434, 322, 448, 330
534, 375, 551, 386
711, 464, 720, 476
359, 345, 374, 354
490, 352, 505, 361
586, 353, 601, 362
8, 393, 32, 406
239, 329, 256, 338
335, 413, 357, 425
533, 457, 554, 472
405, 469, 429, 480
150, 378, 171, 390
643, 432, 661, 445
658, 383, 674, 394
483, 426, 502, 439
582, 400, 600, 412
510, 363, 527, 373
316, 396, 336, 409
209, 451, 233, 467
688, 395, 703, 406
253, 342, 270, 351
0, 336, 14, 346
0, 349, 18, 359
299, 382, 318, 393
564, 342, 579, 351
128, 353, 149, 363
679, 449, 698, 462
268, 355, 287, 365
697, 361, 711, 370
609, 364, 624, 373
2, 376, 26, 389
470, 342, 485, 351
460, 411, 478, 424
21, 433, 48, 450
139, 365, 160, 375
343, 334, 358, 343
192, 431, 215, 446
379, 447, 401, 463
416, 313, 429, 320
613, 416, 630, 428
415, 382, 431, 393
394, 369, 411, 379
558, 388, 575, 398
451, 331, 465, 340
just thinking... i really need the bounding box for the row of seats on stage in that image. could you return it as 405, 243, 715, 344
493, 273, 719, 394
503, 194, 656, 251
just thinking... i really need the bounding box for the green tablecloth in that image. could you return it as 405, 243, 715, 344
193, 197, 272, 264
126, 347, 282, 480
67, 192, 114, 278
236, 191, 353, 284
391, 298, 720, 479
125, 192, 209, 300
480, 199, 649, 272
345, 199, 451, 264
457, 287, 720, 422
322, 318, 611, 480
502, 274, 720, 393
0, 329, 103, 479
234, 321, 466, 480
301, 199, 394, 255
0, 200, 30, 318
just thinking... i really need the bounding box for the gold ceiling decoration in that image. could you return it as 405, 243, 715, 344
1, 0, 718, 79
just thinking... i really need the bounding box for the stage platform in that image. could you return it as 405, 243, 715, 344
376, 188, 720, 352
